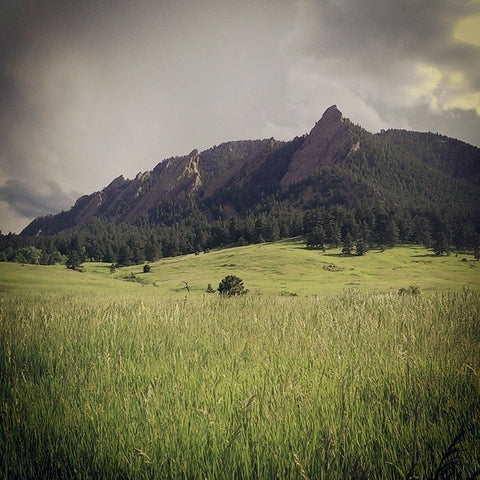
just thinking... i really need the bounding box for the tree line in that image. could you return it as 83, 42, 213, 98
1, 201, 479, 267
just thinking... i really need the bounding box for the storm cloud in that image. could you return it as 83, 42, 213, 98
1, 0, 479, 232
0, 178, 79, 219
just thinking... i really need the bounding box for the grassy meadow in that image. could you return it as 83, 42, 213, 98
1, 240, 479, 296
1, 241, 479, 478
111, 240, 480, 295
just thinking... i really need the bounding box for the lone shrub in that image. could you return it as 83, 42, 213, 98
323, 263, 342, 272
218, 275, 248, 296
398, 284, 420, 296
206, 283, 216, 294
143, 264, 151, 273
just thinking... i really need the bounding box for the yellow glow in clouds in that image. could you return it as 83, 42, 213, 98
453, 14, 480, 47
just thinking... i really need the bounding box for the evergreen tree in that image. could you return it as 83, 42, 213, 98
356, 237, 367, 256
127, 234, 145, 264
413, 216, 432, 247
210, 223, 229, 247
66, 236, 86, 270
359, 220, 371, 245
433, 232, 450, 255
431, 211, 454, 251
117, 244, 132, 267
342, 232, 354, 255
267, 218, 280, 242
254, 216, 267, 243
145, 234, 161, 262
398, 212, 414, 242
244, 216, 256, 243
330, 222, 342, 248
103, 244, 116, 263
306, 226, 326, 250
385, 220, 400, 247
85, 238, 103, 261
227, 217, 241, 244
66, 251, 83, 270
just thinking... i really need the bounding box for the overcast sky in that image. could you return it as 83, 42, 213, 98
1, 0, 479, 233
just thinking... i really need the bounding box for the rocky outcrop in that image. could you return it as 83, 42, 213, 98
281, 105, 358, 186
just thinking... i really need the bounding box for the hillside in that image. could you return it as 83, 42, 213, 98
2, 240, 478, 296
378, 129, 480, 185
21, 105, 480, 236
106, 240, 480, 295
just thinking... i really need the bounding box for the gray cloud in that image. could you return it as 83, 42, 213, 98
280, 1, 480, 126
0, 0, 479, 233
0, 178, 79, 219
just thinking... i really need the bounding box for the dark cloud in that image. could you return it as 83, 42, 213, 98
398, 104, 480, 145
0, 179, 79, 218
281, 0, 480, 142
298, 0, 475, 61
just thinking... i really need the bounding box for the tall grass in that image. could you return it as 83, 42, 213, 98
1, 290, 479, 479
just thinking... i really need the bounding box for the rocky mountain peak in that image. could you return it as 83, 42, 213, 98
281, 105, 356, 186
319, 104, 342, 123
307, 105, 346, 146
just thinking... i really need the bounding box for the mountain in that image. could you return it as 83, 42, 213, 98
281, 105, 359, 185
21, 105, 480, 236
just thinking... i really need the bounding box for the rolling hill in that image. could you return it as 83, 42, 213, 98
1, 239, 479, 296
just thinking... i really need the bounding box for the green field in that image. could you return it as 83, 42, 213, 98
1, 242, 479, 478
2, 239, 478, 296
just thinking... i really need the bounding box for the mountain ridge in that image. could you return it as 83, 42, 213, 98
21, 105, 480, 236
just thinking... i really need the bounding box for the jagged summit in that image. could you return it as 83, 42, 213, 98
281, 105, 357, 186
320, 104, 342, 121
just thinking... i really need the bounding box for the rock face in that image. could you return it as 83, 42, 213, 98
21, 138, 275, 234
281, 105, 357, 186
120, 150, 203, 223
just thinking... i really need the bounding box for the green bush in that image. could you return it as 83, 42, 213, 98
218, 275, 248, 296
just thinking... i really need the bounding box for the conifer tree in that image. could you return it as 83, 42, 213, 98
385, 220, 400, 247
342, 232, 354, 255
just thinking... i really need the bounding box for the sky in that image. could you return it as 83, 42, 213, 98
1, 0, 479, 233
